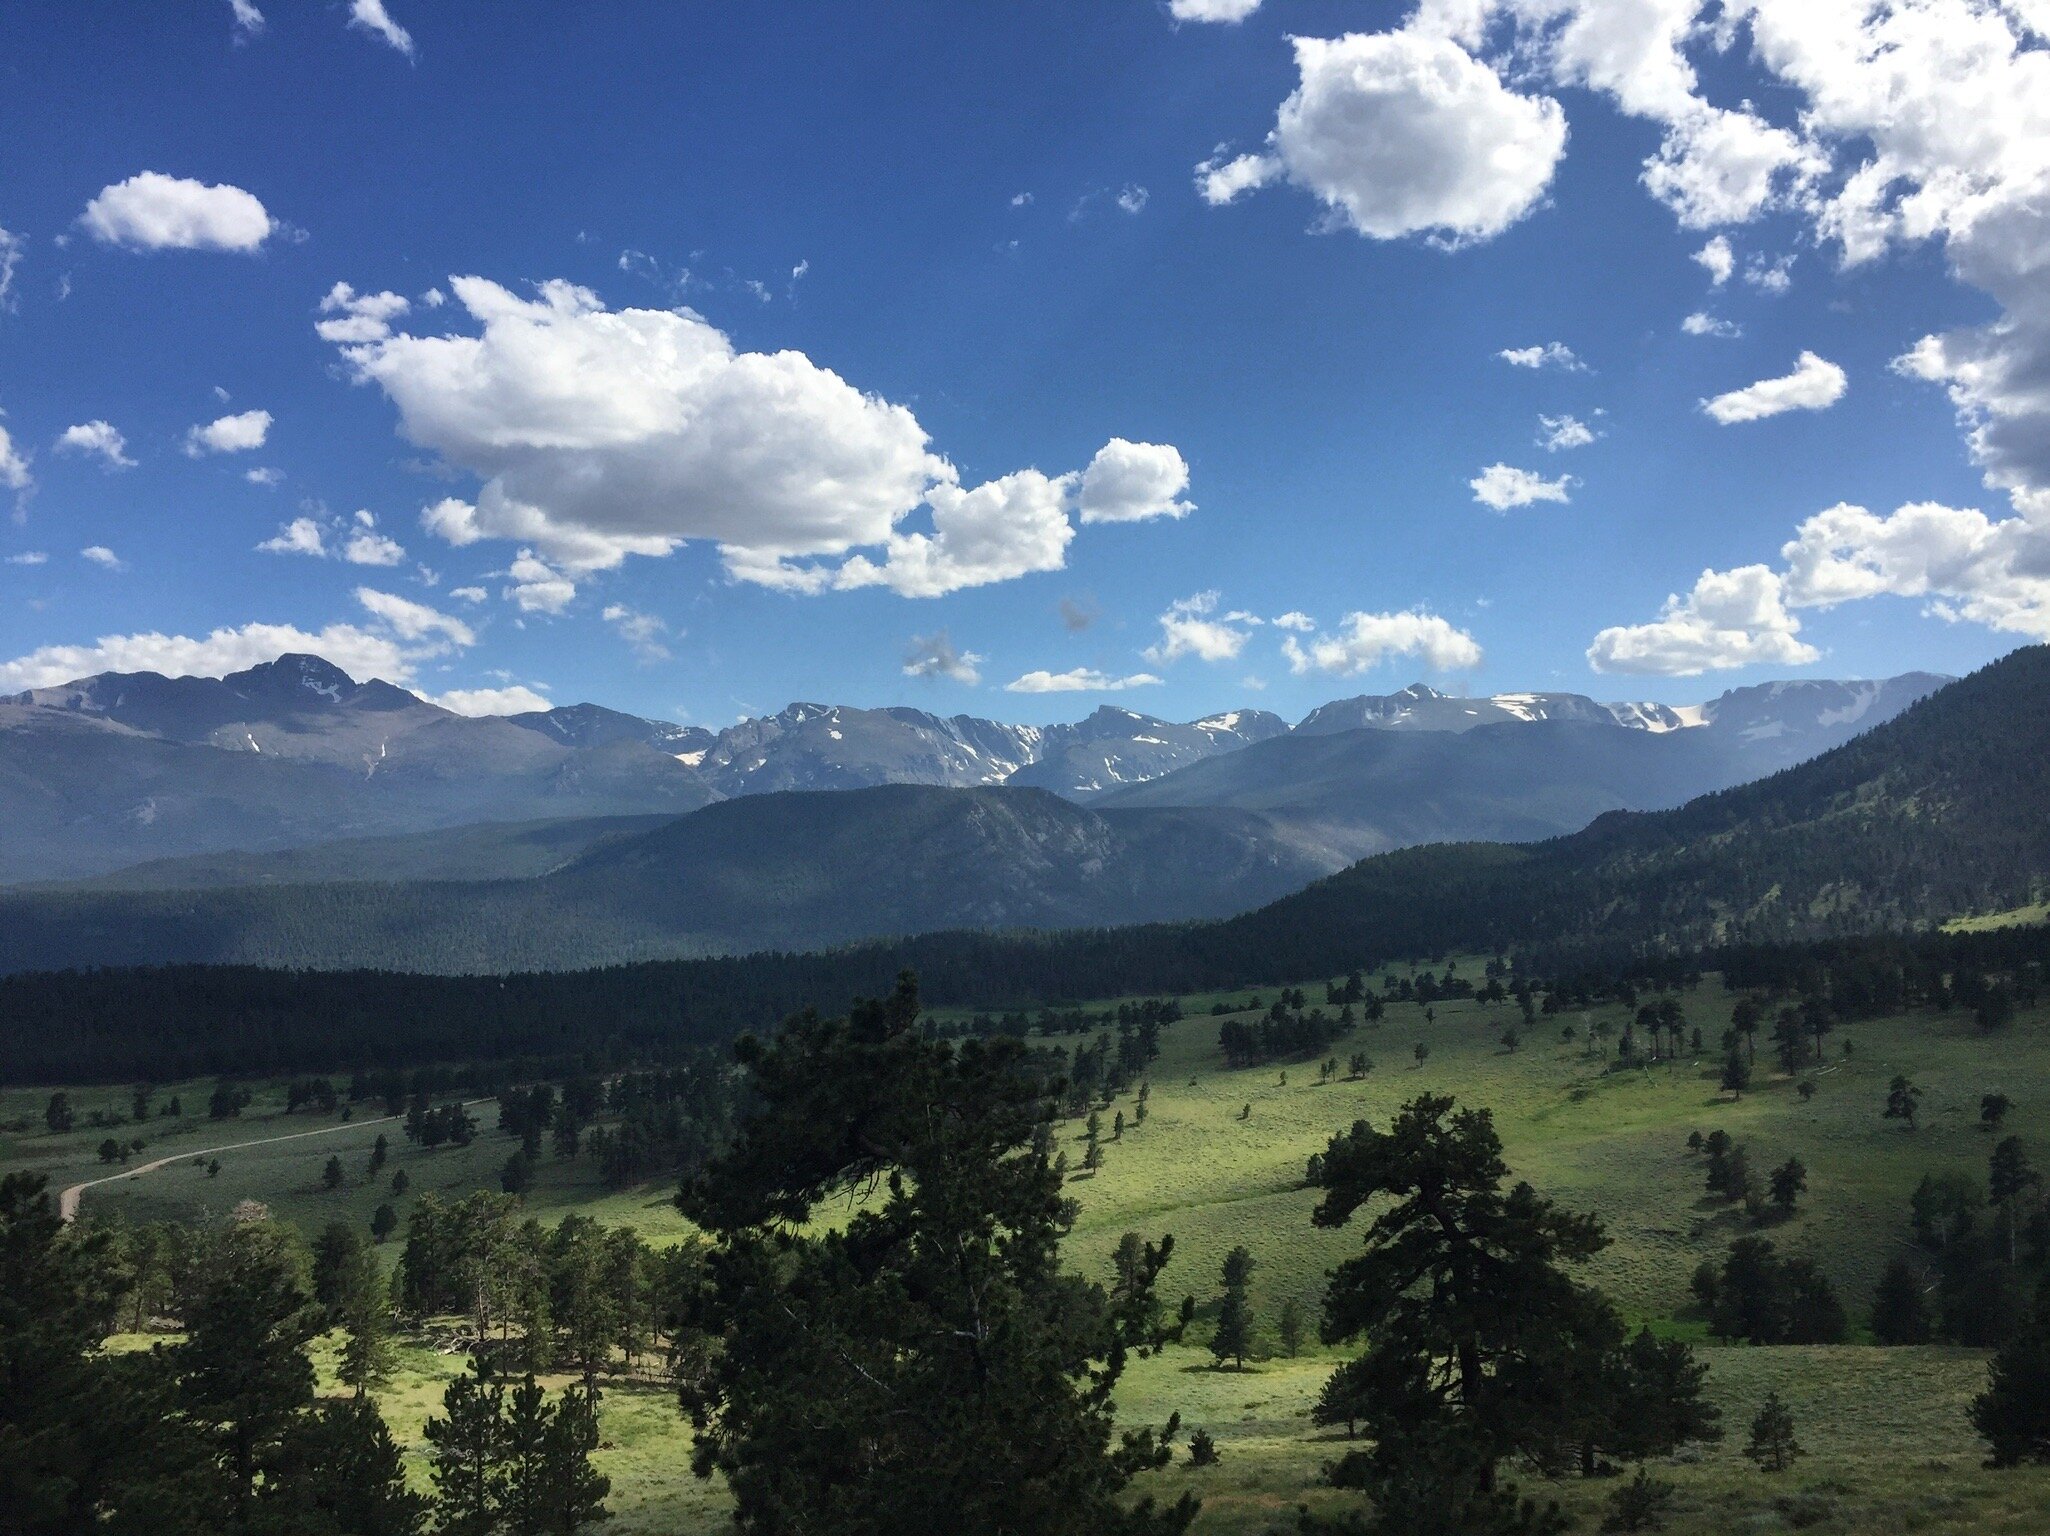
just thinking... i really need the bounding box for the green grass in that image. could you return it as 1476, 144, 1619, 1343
15, 973, 2050, 1533
1945, 903, 2050, 933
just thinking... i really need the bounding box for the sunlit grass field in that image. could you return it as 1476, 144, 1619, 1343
14, 968, 2050, 1533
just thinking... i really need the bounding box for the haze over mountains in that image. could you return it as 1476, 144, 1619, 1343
0, 649, 1957, 969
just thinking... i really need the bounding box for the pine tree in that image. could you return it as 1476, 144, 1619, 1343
1744, 1392, 1802, 1472
1278, 1297, 1305, 1358
1884, 1075, 1923, 1130
1971, 1324, 2050, 1467
1870, 1258, 1932, 1345
1768, 1157, 1806, 1216
425, 1361, 506, 1536
267, 1396, 427, 1536
1210, 1247, 1255, 1369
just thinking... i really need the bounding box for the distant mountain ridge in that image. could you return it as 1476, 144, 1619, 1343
0, 652, 1950, 888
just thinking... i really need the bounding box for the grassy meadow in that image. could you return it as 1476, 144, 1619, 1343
12, 967, 2050, 1533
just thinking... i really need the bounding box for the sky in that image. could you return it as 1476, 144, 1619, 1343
2, 0, 2048, 727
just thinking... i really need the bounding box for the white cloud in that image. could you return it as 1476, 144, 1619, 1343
1005, 667, 1164, 693
1701, 351, 1847, 424
80, 173, 273, 253
1169, 0, 1262, 20
1743, 252, 1794, 293
1470, 462, 1574, 510
449, 586, 486, 603
1116, 184, 1150, 214
1145, 590, 1257, 665
1282, 609, 1483, 673
0, 422, 29, 493
603, 603, 672, 662
0, 588, 479, 690
1498, 342, 1584, 370
316, 282, 411, 344
426, 685, 553, 716
333, 275, 1154, 598
6, 551, 47, 566
1780, 499, 2050, 641
1681, 311, 1741, 339
1272, 610, 1317, 631
227, 0, 264, 37
54, 420, 134, 469
245, 466, 283, 487
1078, 438, 1193, 523
1010, 192, 1033, 207
257, 516, 327, 557
184, 408, 272, 455
342, 529, 406, 566
833, 468, 1077, 598
1197, 27, 1567, 245
1586, 564, 1816, 675
347, 0, 414, 57
503, 549, 577, 614
0, 226, 23, 311
1693, 234, 1733, 285
1536, 413, 1595, 451
80, 545, 124, 570
352, 586, 473, 646
902, 630, 983, 684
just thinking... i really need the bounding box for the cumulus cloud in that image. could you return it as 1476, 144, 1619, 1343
449, 586, 486, 603
1196, 27, 1567, 245
1271, 610, 1317, 631
1282, 610, 1482, 673
603, 603, 672, 662
1005, 667, 1163, 693
0, 422, 31, 493
80, 545, 124, 570
352, 587, 474, 647
227, 0, 264, 37
6, 551, 48, 566
1116, 185, 1150, 214
1693, 234, 1733, 285
0, 226, 23, 312
1780, 499, 2050, 641
902, 629, 983, 684
1743, 252, 1794, 293
1078, 438, 1193, 523
1681, 311, 1741, 339
1701, 351, 1846, 424
0, 596, 474, 691
257, 516, 327, 557
1169, 0, 1262, 20
330, 275, 1172, 602
1586, 564, 1817, 675
54, 421, 134, 469
316, 282, 411, 344
1498, 342, 1583, 370
1145, 590, 1258, 665
342, 528, 406, 566
1470, 463, 1574, 510
245, 466, 283, 487
503, 550, 576, 614
1536, 413, 1595, 451
427, 685, 554, 716
347, 0, 414, 56
184, 408, 272, 455
81, 173, 273, 253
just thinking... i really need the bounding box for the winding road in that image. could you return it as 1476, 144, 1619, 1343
56, 1103, 495, 1221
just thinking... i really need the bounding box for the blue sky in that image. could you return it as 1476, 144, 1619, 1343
3, 1, 2047, 726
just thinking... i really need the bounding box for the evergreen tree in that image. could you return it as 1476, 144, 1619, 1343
1307, 1093, 1602, 1534
1744, 1392, 1802, 1472
1768, 1158, 1806, 1216
425, 1361, 506, 1536
676, 972, 1196, 1536
1870, 1258, 1932, 1345
1989, 1137, 2040, 1266
1971, 1324, 2050, 1467
44, 1092, 74, 1133
370, 1203, 400, 1245
1210, 1247, 1255, 1369
173, 1220, 322, 1525
1311, 1355, 1373, 1438
1884, 1075, 1923, 1130
1278, 1297, 1305, 1358
323, 1155, 346, 1191
265, 1396, 426, 1536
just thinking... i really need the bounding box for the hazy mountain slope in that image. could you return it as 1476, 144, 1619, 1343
0, 786, 1334, 972
0, 656, 716, 882
1096, 719, 1739, 863
505, 703, 716, 757
51, 814, 680, 891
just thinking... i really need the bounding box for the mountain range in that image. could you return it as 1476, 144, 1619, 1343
0, 650, 1960, 970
